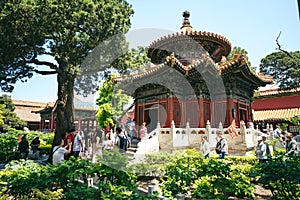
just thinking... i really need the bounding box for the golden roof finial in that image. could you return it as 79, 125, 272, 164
180, 11, 193, 32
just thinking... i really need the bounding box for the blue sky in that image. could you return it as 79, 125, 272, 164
2, 0, 300, 102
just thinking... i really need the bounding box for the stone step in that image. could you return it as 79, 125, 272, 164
127, 147, 137, 152
129, 144, 138, 148
126, 151, 135, 156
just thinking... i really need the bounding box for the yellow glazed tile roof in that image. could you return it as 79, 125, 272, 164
253, 108, 300, 121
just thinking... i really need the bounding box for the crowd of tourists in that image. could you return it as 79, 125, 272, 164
255, 127, 299, 162
199, 126, 299, 161
50, 117, 148, 165
17, 120, 299, 165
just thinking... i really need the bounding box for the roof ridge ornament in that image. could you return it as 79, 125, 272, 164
180, 10, 193, 32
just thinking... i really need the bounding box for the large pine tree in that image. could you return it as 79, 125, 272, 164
0, 0, 134, 143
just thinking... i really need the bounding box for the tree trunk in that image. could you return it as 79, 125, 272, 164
48, 72, 75, 164
54, 72, 75, 143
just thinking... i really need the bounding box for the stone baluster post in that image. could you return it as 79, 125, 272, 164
266, 123, 270, 134
205, 120, 212, 144
171, 120, 175, 148
218, 121, 224, 133
240, 121, 246, 144
186, 121, 190, 146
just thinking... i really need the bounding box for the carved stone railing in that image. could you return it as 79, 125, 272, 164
133, 120, 259, 159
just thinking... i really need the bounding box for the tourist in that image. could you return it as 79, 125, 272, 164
30, 136, 43, 156
200, 135, 210, 158
115, 127, 128, 152
285, 132, 298, 156
293, 133, 300, 152
72, 130, 84, 158
255, 136, 267, 163
126, 117, 137, 142
139, 122, 147, 140
216, 132, 228, 159
274, 125, 281, 139
91, 128, 102, 160
261, 134, 273, 159
63, 128, 75, 160
52, 138, 72, 165
102, 133, 114, 151
17, 135, 29, 160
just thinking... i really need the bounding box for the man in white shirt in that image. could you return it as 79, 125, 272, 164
52, 138, 72, 165
73, 130, 84, 158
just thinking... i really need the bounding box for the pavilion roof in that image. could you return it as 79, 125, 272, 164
122, 53, 272, 86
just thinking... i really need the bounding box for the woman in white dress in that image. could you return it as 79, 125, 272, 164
102, 133, 114, 151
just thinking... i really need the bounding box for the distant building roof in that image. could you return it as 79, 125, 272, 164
13, 100, 53, 122
252, 87, 300, 122
254, 87, 300, 97
253, 108, 300, 122
13, 99, 97, 122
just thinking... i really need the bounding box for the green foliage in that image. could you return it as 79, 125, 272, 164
0, 154, 148, 200
227, 46, 252, 67
0, 133, 19, 161
259, 51, 300, 90
0, 104, 4, 125
228, 164, 255, 199
0, 94, 27, 132
111, 46, 150, 74
284, 115, 300, 133
3, 148, 300, 199
0, 0, 135, 93
0, 0, 135, 146
129, 149, 200, 177
130, 149, 257, 199
253, 156, 300, 200
226, 155, 258, 165
96, 74, 130, 128
0, 128, 54, 162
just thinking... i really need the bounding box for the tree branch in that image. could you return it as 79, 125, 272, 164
25, 14, 38, 59
33, 69, 58, 75
276, 31, 293, 58
32, 59, 59, 71
117, 102, 134, 122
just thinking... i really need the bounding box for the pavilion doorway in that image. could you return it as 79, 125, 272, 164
144, 107, 158, 133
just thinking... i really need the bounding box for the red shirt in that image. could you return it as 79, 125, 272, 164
63, 135, 74, 147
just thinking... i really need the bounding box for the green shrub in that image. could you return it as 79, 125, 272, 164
253, 155, 300, 200
192, 176, 225, 200
160, 151, 256, 199
39, 144, 52, 155
0, 133, 18, 152
0, 150, 18, 162
0, 151, 151, 200
0, 129, 54, 162
226, 155, 258, 165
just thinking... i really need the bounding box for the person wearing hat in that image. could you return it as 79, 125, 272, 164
216, 132, 228, 159
200, 135, 211, 158
285, 132, 298, 156
255, 136, 268, 163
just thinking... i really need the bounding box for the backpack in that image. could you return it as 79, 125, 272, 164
215, 138, 224, 154
118, 135, 128, 151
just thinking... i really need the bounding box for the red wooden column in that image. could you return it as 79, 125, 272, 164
167, 97, 174, 128
199, 98, 205, 128
227, 97, 235, 125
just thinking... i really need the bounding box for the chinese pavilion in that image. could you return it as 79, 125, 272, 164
121, 11, 272, 133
